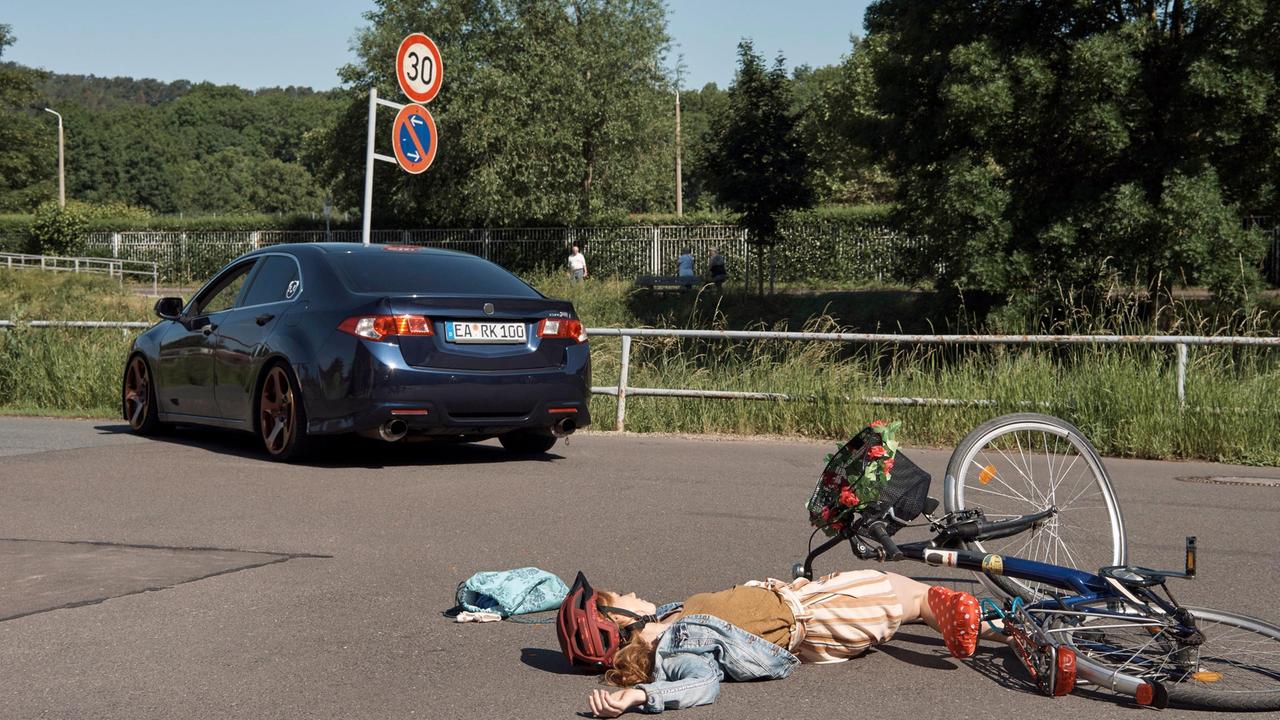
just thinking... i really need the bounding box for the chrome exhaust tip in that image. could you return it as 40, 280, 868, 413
379, 419, 409, 442
552, 418, 577, 437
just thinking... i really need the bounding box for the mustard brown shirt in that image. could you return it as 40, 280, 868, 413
676, 585, 794, 648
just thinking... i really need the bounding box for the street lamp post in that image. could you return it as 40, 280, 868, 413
674, 87, 683, 217
43, 108, 65, 208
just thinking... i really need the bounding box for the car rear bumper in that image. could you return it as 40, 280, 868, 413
301, 338, 592, 436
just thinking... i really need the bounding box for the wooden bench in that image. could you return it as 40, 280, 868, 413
635, 275, 702, 292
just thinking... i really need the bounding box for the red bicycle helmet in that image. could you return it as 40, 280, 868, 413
557, 571, 624, 669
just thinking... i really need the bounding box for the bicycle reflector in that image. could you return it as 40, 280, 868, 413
537, 318, 587, 343
979, 464, 997, 485
339, 315, 434, 341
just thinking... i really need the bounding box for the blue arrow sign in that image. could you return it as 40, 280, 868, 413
393, 104, 436, 174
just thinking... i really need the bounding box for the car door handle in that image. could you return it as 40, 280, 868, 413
201, 323, 218, 336
255, 313, 276, 326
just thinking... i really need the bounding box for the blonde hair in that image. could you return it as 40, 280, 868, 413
596, 590, 657, 687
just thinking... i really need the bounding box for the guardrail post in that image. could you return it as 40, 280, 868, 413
1176, 342, 1188, 410
615, 334, 632, 432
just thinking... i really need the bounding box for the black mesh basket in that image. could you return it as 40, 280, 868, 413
809, 427, 933, 537
874, 451, 932, 535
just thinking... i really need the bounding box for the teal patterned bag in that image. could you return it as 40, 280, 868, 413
455, 567, 569, 618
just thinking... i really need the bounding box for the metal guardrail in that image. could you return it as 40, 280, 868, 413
585, 328, 1280, 430
3, 322, 1275, 427
1, 252, 159, 295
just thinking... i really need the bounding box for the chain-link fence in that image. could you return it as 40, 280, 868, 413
82, 225, 925, 285
60, 219, 1280, 288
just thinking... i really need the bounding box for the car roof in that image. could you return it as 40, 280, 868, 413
246, 243, 474, 259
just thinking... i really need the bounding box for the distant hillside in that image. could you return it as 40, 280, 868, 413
37, 72, 194, 109
36, 70, 343, 110
2, 63, 352, 215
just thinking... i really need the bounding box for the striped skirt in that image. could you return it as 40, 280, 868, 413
747, 570, 904, 664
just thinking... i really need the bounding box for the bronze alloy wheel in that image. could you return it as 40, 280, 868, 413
123, 356, 152, 431
259, 366, 296, 456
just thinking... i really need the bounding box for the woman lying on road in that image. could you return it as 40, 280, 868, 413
558, 569, 999, 716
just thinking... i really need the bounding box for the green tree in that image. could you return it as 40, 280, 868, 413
0, 25, 56, 210
676, 82, 729, 211
704, 41, 813, 294
863, 0, 1277, 319
306, 0, 674, 226
792, 39, 893, 205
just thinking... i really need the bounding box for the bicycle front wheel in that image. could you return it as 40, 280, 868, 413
943, 413, 1126, 600
1038, 604, 1280, 711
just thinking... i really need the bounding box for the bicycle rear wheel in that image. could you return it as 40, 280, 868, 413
1038, 604, 1280, 711
943, 413, 1126, 600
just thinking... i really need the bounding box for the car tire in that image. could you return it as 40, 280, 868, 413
122, 354, 168, 435
256, 361, 312, 463
498, 430, 557, 455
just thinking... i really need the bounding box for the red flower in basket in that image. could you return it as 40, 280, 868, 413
822, 471, 839, 488
883, 457, 895, 473
830, 521, 844, 532
821, 506, 832, 521
839, 488, 859, 507
870, 419, 886, 428
867, 445, 887, 460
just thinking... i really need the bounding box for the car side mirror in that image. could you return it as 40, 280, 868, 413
154, 297, 184, 320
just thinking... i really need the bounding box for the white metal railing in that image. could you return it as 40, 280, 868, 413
7, 322, 1269, 422
1, 252, 159, 295
586, 328, 1280, 430
4, 322, 1274, 426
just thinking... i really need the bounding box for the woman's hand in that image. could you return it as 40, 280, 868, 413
587, 687, 645, 717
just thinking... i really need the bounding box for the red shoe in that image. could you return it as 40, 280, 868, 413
928, 586, 980, 658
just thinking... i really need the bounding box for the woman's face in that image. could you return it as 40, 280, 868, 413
604, 592, 657, 619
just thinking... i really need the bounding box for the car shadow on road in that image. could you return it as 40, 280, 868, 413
93, 423, 567, 468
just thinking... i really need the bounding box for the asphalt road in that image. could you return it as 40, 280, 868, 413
1, 418, 1278, 720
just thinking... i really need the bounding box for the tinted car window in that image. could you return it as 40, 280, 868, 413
242, 255, 301, 306
330, 250, 542, 297
196, 261, 256, 315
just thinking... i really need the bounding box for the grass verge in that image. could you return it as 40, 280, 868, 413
3, 270, 1278, 464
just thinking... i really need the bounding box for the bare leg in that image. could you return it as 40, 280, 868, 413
883, 572, 1008, 644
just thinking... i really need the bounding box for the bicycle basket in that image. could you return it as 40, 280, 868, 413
807, 425, 932, 537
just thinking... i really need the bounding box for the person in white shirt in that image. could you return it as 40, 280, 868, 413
568, 245, 588, 283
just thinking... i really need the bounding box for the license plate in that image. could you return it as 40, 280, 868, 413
445, 321, 527, 344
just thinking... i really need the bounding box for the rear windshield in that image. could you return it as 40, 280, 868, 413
328, 250, 543, 297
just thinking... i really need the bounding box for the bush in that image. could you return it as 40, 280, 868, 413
28, 202, 89, 255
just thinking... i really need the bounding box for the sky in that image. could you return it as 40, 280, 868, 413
2, 0, 872, 91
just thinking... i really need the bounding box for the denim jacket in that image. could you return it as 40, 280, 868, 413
634, 605, 799, 713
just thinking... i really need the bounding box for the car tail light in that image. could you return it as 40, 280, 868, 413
339, 315, 434, 341
537, 318, 586, 343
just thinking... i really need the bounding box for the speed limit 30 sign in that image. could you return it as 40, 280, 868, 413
396, 33, 443, 104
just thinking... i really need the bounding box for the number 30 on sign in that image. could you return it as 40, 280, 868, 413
396, 33, 444, 104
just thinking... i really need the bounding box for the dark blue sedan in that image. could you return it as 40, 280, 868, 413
122, 243, 591, 461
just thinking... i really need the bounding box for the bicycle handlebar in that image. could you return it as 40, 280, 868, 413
794, 504, 1061, 581
866, 520, 902, 561
942, 507, 1058, 542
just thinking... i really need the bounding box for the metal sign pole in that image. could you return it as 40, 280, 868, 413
362, 87, 378, 246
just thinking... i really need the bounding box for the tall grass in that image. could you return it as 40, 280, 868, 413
3, 269, 1278, 464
